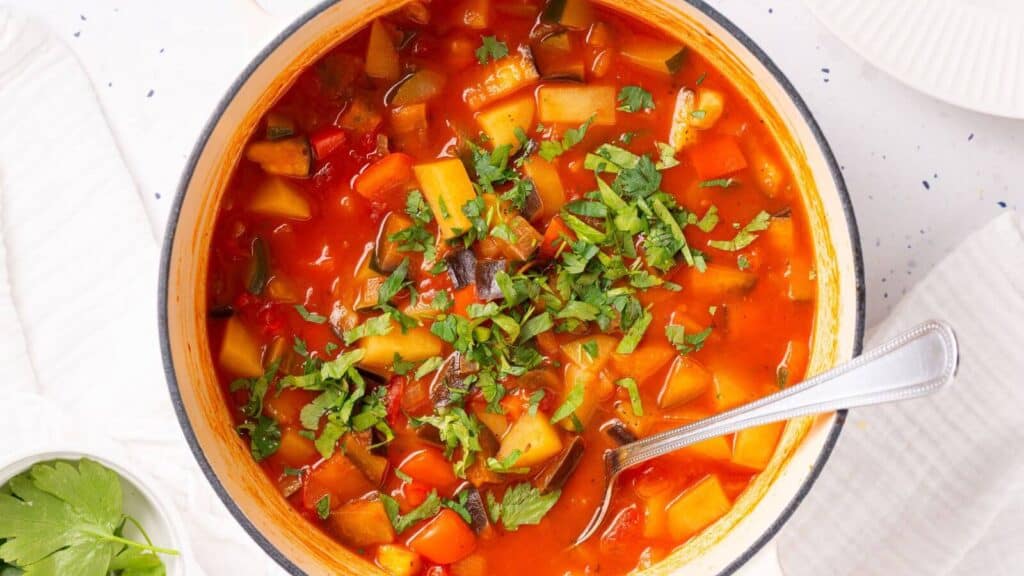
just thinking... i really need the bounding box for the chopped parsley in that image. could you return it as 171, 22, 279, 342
707, 210, 771, 251
476, 35, 509, 64
699, 177, 736, 188
665, 324, 713, 355
412, 407, 483, 478
737, 254, 751, 271
485, 482, 561, 531
616, 377, 643, 416
617, 85, 655, 113
315, 495, 331, 520
294, 304, 327, 324
486, 450, 529, 474
538, 117, 594, 161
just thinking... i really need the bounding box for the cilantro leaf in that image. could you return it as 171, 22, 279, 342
485, 483, 561, 531
381, 491, 442, 534
699, 178, 736, 188
476, 36, 509, 64
343, 315, 393, 345
230, 359, 280, 419
414, 356, 445, 379
315, 495, 331, 520
0, 459, 176, 574
486, 450, 529, 474
617, 85, 655, 113
616, 377, 644, 416
550, 375, 585, 423
665, 324, 713, 355
538, 117, 594, 161
707, 211, 771, 251
239, 415, 282, 462
616, 309, 653, 354
294, 304, 327, 324
412, 408, 482, 478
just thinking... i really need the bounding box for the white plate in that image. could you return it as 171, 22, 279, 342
804, 0, 1024, 118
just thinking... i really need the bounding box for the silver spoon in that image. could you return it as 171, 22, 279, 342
575, 320, 959, 544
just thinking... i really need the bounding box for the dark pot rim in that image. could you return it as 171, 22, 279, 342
159, 1, 866, 574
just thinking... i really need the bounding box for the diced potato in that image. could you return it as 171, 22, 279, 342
456, 0, 491, 29
496, 215, 543, 261
787, 255, 816, 301
731, 422, 784, 471
329, 498, 396, 548
472, 403, 509, 439
538, 85, 616, 125
248, 176, 312, 220
680, 435, 731, 462
666, 475, 731, 540
709, 366, 757, 411
376, 544, 422, 576
464, 52, 540, 110
342, 434, 389, 485
749, 146, 786, 197
560, 335, 618, 373
642, 492, 670, 539
358, 326, 443, 372
619, 37, 687, 75
522, 157, 566, 222
366, 20, 400, 80
390, 69, 447, 107
413, 159, 478, 239
497, 412, 563, 468
245, 137, 312, 178
304, 453, 375, 509
611, 342, 675, 384
265, 388, 313, 426
659, 356, 712, 409
354, 276, 387, 310
476, 95, 535, 151
681, 264, 757, 298
558, 364, 613, 430
219, 316, 263, 377
764, 215, 795, 254
541, 0, 593, 29
277, 427, 320, 465
689, 89, 725, 130
668, 88, 698, 151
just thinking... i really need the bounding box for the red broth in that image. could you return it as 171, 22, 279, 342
206, 1, 816, 574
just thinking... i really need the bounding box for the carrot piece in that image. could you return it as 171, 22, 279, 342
302, 452, 375, 510
535, 330, 559, 356
452, 285, 479, 318
539, 215, 574, 259
354, 153, 415, 206
407, 509, 478, 565
310, 127, 347, 159
398, 448, 458, 489
688, 136, 748, 180
499, 394, 526, 421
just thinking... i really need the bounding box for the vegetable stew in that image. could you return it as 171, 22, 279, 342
206, 0, 816, 574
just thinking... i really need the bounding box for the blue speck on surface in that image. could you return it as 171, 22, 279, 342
159, 48, 165, 54
73, 30, 80, 37
998, 201, 1008, 208
769, 8, 774, 14
922, 180, 930, 190
107, 81, 112, 87
80, 14, 87, 21
968, 133, 975, 141
147, 89, 155, 98
821, 67, 830, 73
155, 193, 162, 200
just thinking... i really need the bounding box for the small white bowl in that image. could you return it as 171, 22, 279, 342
0, 448, 188, 576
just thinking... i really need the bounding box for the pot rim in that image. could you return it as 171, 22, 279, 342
159, 1, 866, 574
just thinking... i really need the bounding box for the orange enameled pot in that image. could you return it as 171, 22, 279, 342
160, 1, 865, 574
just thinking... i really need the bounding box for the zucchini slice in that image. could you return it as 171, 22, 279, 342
245, 137, 312, 178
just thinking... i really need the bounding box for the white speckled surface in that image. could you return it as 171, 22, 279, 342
5, 0, 1021, 572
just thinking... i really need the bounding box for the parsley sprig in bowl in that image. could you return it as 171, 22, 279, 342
0, 455, 181, 576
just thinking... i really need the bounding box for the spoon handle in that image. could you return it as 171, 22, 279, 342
613, 320, 959, 471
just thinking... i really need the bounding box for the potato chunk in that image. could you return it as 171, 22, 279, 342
666, 475, 731, 540
497, 412, 563, 468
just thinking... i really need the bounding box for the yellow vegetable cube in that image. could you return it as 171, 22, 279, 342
248, 177, 312, 221
538, 85, 616, 126
366, 20, 399, 81
731, 422, 784, 471
522, 157, 566, 222
682, 264, 758, 298
689, 89, 725, 130
666, 475, 731, 541
358, 323, 443, 371
498, 412, 563, 468
218, 316, 263, 378
376, 544, 422, 576
476, 95, 535, 151
659, 356, 713, 409
681, 435, 731, 462
619, 37, 686, 75
413, 159, 478, 239
560, 335, 618, 372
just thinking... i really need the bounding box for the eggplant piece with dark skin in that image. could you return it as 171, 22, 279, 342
446, 249, 478, 289
460, 486, 491, 534
521, 185, 543, 222
466, 425, 502, 487
428, 352, 476, 408
208, 305, 234, 319
534, 435, 584, 493
475, 259, 507, 301
603, 420, 638, 446
373, 212, 414, 273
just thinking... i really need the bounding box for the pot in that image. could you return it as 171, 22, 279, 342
160, 1, 865, 574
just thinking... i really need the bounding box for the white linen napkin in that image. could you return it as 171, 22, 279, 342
0, 9, 283, 576
778, 212, 1024, 576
